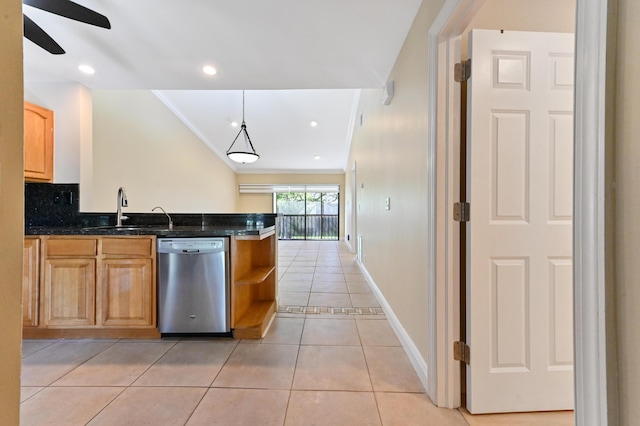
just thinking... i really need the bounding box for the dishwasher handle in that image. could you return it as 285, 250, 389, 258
182, 249, 200, 253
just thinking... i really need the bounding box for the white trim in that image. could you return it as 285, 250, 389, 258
573, 0, 610, 424
425, 14, 440, 408
427, 0, 485, 409
358, 261, 429, 392
427, 0, 611, 420
343, 237, 354, 253
342, 89, 362, 172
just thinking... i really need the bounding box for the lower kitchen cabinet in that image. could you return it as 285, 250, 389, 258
101, 258, 154, 327
24, 228, 278, 340
24, 235, 158, 338
43, 257, 96, 327
23, 238, 40, 327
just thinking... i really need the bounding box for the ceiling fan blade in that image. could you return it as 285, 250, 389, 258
23, 0, 111, 29
24, 14, 65, 54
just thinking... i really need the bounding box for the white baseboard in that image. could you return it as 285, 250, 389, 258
357, 261, 430, 395
343, 237, 354, 253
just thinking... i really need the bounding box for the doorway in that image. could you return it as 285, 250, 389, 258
427, 0, 610, 421
275, 191, 340, 241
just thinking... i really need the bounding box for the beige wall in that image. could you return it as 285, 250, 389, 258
614, 0, 640, 423
90, 91, 237, 213
470, 0, 575, 32
462, 0, 575, 57
346, 0, 444, 361
236, 173, 346, 238
0, 0, 24, 423
346, 0, 577, 392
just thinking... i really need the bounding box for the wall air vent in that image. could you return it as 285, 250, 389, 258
382, 80, 394, 105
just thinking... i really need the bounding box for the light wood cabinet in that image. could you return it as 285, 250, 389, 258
42, 237, 97, 327
23, 238, 40, 327
44, 257, 96, 327
24, 102, 54, 183
231, 230, 277, 339
101, 237, 155, 327
25, 235, 158, 339
46, 238, 97, 257
24, 230, 278, 340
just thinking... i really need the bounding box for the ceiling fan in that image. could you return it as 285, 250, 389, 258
23, 0, 111, 55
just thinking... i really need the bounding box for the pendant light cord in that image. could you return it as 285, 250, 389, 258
242, 90, 246, 124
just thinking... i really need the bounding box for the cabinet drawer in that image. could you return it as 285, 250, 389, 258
102, 237, 153, 257
46, 238, 97, 257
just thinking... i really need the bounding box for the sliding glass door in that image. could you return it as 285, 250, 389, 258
276, 192, 339, 240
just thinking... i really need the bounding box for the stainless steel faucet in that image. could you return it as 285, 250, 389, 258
116, 187, 129, 227
153, 206, 173, 230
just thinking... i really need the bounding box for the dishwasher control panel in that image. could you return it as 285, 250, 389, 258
157, 238, 228, 254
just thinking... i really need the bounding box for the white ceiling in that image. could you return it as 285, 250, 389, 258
22, 0, 422, 173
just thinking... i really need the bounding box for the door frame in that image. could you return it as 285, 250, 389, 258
426, 0, 612, 423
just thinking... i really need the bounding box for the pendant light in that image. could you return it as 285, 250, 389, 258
226, 90, 260, 164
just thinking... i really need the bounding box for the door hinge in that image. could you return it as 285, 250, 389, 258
454, 341, 470, 364
453, 202, 470, 222
454, 59, 471, 83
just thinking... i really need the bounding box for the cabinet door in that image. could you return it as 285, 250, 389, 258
23, 238, 40, 327
101, 258, 154, 327
24, 102, 54, 183
44, 258, 96, 327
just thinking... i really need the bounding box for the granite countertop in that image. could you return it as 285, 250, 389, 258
25, 183, 277, 238
26, 224, 275, 238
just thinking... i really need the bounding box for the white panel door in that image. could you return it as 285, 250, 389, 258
466, 29, 574, 414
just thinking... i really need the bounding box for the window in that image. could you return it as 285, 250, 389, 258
275, 192, 339, 240
238, 184, 340, 241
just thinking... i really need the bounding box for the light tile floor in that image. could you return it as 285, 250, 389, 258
20, 240, 573, 425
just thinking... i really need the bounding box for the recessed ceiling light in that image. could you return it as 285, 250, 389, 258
78, 64, 95, 74
314, 155, 321, 160
230, 121, 239, 127
202, 65, 217, 75
310, 121, 318, 127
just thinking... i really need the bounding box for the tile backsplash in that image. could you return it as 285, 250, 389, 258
25, 183, 80, 227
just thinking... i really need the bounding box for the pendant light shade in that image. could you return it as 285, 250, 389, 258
227, 91, 259, 164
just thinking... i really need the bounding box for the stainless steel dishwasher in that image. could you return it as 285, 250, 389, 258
157, 237, 230, 335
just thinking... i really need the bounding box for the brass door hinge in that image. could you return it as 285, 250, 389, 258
454, 341, 470, 364
454, 59, 471, 83
453, 202, 470, 222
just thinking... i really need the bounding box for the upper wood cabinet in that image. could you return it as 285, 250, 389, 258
24, 101, 54, 183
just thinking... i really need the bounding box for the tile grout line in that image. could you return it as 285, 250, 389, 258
283, 240, 382, 425
282, 315, 307, 426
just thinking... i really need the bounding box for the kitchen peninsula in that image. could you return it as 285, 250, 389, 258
24, 183, 278, 340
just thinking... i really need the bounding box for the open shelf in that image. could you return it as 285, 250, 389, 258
233, 300, 276, 339
231, 232, 277, 339
235, 266, 275, 287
